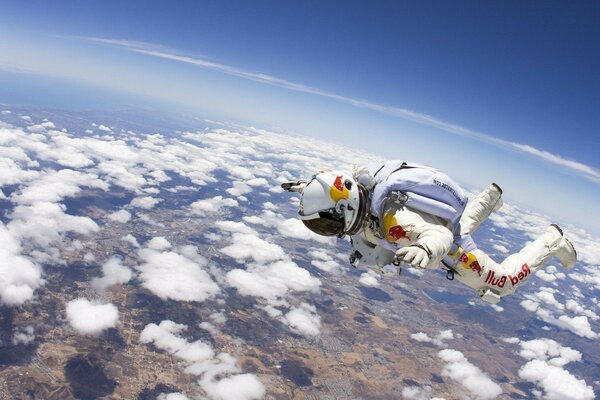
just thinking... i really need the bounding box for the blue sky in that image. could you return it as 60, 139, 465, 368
0, 1, 599, 233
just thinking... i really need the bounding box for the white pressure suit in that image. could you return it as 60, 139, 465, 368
350, 161, 575, 304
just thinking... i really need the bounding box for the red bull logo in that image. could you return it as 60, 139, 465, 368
329, 175, 350, 202
456, 251, 483, 276
485, 263, 531, 288
388, 225, 408, 240
382, 212, 414, 242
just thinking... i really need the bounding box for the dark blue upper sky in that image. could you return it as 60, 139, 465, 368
1, 1, 599, 231
3, 0, 598, 165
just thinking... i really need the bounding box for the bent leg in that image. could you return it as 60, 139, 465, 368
452, 225, 573, 302
459, 183, 503, 235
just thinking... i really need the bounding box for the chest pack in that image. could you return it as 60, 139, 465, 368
367, 160, 468, 234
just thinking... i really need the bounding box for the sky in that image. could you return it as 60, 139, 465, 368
0, 1, 599, 233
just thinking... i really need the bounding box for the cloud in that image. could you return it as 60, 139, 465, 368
492, 243, 509, 254
309, 249, 342, 272
107, 209, 131, 223
140, 320, 265, 400
565, 299, 598, 320
12, 326, 35, 345
242, 210, 335, 245
66, 298, 119, 336
358, 272, 379, 287
84, 36, 600, 184
147, 236, 172, 251
410, 329, 454, 347
129, 196, 162, 209
401, 385, 444, 400
157, 394, 191, 400
218, 219, 322, 336
226, 181, 252, 197
520, 287, 598, 339
225, 260, 320, 302
91, 256, 134, 290
8, 201, 100, 248
220, 233, 286, 264
282, 303, 322, 336
0, 222, 43, 306
12, 169, 108, 204
507, 338, 595, 400
511, 143, 600, 184
123, 233, 140, 247
136, 245, 220, 302
190, 195, 239, 216
437, 349, 502, 400
202, 373, 266, 400
519, 362, 594, 400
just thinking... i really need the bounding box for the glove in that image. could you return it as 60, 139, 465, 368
394, 244, 430, 269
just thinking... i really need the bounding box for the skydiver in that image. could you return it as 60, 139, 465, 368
282, 161, 577, 304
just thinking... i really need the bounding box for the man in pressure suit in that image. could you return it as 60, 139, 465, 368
282, 160, 577, 304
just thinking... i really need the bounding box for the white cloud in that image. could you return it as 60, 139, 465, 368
8, 201, 100, 248
569, 265, 600, 291
402, 385, 437, 400
309, 249, 343, 272
220, 221, 322, 336
140, 320, 265, 400
190, 195, 238, 216
157, 393, 191, 400
136, 246, 220, 302
282, 303, 321, 336
565, 299, 598, 320
215, 220, 258, 235
492, 244, 508, 254
520, 288, 598, 339
66, 298, 119, 336
311, 258, 341, 272
519, 361, 594, 400
209, 312, 227, 325
98, 124, 112, 132
226, 181, 252, 197
358, 272, 379, 287
12, 326, 35, 345
129, 196, 162, 209
91, 256, 134, 290
509, 338, 595, 400
246, 177, 269, 187
123, 233, 140, 247
199, 321, 219, 336
0, 222, 43, 306
220, 233, 286, 264
107, 209, 131, 223
86, 36, 600, 184
262, 201, 277, 211
147, 236, 172, 251
242, 210, 335, 245
410, 329, 454, 347
226, 260, 320, 302
437, 349, 502, 400
201, 373, 266, 400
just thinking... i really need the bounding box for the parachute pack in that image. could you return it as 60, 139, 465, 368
365, 160, 468, 233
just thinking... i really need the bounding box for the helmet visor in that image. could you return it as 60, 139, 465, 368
301, 211, 345, 236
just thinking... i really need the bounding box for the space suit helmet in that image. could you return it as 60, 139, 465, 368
299, 171, 368, 237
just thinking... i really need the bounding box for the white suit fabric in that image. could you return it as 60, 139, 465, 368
450, 187, 564, 298
352, 164, 566, 301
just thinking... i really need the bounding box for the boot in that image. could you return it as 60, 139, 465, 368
490, 183, 503, 213
545, 224, 577, 269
